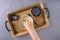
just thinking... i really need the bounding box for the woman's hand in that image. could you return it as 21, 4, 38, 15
23, 20, 34, 32
23, 20, 40, 40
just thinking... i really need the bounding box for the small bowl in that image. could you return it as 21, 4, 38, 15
19, 15, 33, 30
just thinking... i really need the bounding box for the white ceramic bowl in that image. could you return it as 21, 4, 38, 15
19, 15, 33, 30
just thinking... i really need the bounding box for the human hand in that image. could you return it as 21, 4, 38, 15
23, 20, 34, 32
23, 20, 40, 40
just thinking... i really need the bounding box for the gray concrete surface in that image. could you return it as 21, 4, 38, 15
0, 0, 60, 40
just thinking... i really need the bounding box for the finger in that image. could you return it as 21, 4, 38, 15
23, 20, 28, 25
23, 22, 26, 26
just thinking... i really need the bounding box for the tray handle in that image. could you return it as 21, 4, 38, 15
45, 7, 50, 18
5, 21, 11, 32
